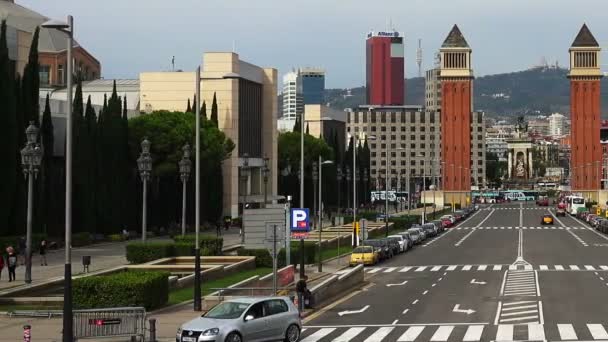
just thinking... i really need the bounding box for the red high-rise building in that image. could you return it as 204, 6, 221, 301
569, 24, 602, 190
366, 30, 404, 105
440, 25, 474, 191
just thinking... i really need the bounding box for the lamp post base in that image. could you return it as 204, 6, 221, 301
193, 249, 202, 311
63, 264, 73, 342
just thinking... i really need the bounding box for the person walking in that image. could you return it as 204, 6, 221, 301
6, 247, 17, 282
39, 239, 48, 266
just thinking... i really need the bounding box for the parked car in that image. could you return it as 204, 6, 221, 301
398, 231, 415, 248
399, 231, 419, 245
384, 238, 401, 256
421, 223, 438, 237
407, 227, 426, 242
361, 239, 392, 260
590, 215, 603, 228
441, 215, 456, 224
453, 211, 464, 221
598, 219, 608, 234
350, 246, 379, 266
441, 217, 453, 228
536, 196, 549, 206
541, 214, 554, 225
431, 220, 445, 233
586, 214, 598, 223
388, 235, 408, 253
177, 297, 301, 342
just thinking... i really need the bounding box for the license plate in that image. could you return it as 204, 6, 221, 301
182, 337, 196, 342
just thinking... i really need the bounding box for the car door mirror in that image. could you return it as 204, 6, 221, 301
244, 314, 255, 322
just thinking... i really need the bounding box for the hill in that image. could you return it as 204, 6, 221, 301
324, 67, 608, 117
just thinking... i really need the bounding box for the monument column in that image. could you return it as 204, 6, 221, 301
528, 150, 533, 179
508, 149, 513, 179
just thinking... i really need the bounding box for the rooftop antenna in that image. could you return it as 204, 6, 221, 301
416, 39, 423, 77
171, 56, 175, 71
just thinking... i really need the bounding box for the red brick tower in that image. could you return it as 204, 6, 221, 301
440, 25, 473, 191
569, 24, 602, 190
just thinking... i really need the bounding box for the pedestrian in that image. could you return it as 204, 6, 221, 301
6, 247, 17, 282
39, 239, 48, 266
216, 222, 222, 237
18, 237, 26, 265
296, 275, 312, 309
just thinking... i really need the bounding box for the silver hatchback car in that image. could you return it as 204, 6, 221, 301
177, 296, 302, 342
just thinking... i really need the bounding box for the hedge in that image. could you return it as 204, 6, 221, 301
126, 242, 213, 264
173, 235, 223, 255
74, 270, 169, 310
72, 232, 92, 247
237, 241, 317, 268
0, 234, 47, 253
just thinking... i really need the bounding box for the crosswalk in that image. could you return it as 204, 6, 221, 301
497, 301, 542, 325
455, 226, 588, 230
300, 323, 608, 341
361, 264, 608, 273
482, 207, 555, 210
502, 270, 539, 296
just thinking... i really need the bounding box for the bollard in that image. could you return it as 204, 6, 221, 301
23, 325, 31, 342
149, 318, 157, 342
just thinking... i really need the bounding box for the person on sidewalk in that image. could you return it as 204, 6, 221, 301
39, 239, 48, 266
296, 275, 312, 310
6, 247, 17, 282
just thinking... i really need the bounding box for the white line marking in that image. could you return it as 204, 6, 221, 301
423, 290, 429, 295
500, 309, 539, 317
601, 265, 608, 270
538, 301, 544, 324
363, 327, 394, 342
397, 326, 424, 341
496, 324, 514, 341
402, 308, 409, 314
415, 266, 427, 272
368, 268, 382, 273
528, 323, 545, 340
300, 328, 336, 342
392, 320, 399, 325
493, 265, 502, 271
499, 270, 508, 296
588, 324, 608, 339
386, 280, 408, 287
539, 265, 548, 270
494, 301, 502, 325
462, 265, 472, 271
499, 315, 539, 322
501, 300, 537, 306
558, 324, 578, 340
455, 228, 477, 247
501, 304, 537, 311
431, 266, 442, 271
555, 265, 564, 270
332, 327, 365, 342
585, 265, 596, 270
477, 265, 487, 271
384, 267, 397, 273
535, 270, 541, 296
399, 266, 412, 273
432, 283, 436, 287
430, 325, 454, 341
463, 325, 484, 341
412, 299, 419, 305
424, 228, 454, 247
569, 265, 580, 270
447, 265, 457, 271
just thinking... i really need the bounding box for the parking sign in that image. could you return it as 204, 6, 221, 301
290, 208, 310, 233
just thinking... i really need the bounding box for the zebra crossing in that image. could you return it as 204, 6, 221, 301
361, 264, 608, 273
496, 301, 543, 325
300, 323, 608, 341
482, 207, 555, 210
455, 226, 588, 230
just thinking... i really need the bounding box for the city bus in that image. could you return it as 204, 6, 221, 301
564, 195, 585, 215
501, 190, 536, 201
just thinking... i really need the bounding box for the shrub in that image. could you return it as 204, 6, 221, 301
74, 270, 169, 310
0, 234, 47, 253
174, 242, 194, 256
237, 242, 317, 268
108, 234, 125, 242
126, 242, 175, 264
72, 232, 92, 247
173, 235, 223, 255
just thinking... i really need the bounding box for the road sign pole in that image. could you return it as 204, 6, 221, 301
285, 201, 291, 266
273, 224, 278, 295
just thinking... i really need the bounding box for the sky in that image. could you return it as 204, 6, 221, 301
19, 0, 608, 89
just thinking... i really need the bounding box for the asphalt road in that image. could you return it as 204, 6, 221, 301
301, 202, 608, 342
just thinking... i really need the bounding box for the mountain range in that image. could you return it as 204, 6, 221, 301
324, 67, 608, 118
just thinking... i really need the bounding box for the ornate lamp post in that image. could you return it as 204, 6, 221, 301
20, 122, 43, 284
179, 144, 192, 236
240, 153, 250, 244
137, 138, 152, 242
263, 157, 270, 208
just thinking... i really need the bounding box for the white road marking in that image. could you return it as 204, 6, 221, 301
477, 265, 487, 271
412, 299, 419, 305
415, 266, 427, 272
601, 265, 608, 270
384, 267, 397, 273
496, 324, 513, 341
569, 265, 580, 270
539, 265, 548, 270
402, 309, 409, 314
399, 266, 412, 273
392, 320, 398, 325
493, 265, 502, 271
585, 265, 596, 270
500, 309, 538, 317
462, 325, 484, 341
423, 290, 429, 295
502, 300, 537, 306
567, 229, 588, 246
499, 315, 538, 322
535, 270, 541, 296
455, 228, 477, 247
300, 328, 336, 342
397, 326, 424, 341
332, 327, 365, 342
528, 323, 545, 340
386, 280, 408, 287
368, 268, 382, 273
555, 265, 564, 270
588, 324, 608, 339
431, 266, 442, 271
423, 228, 454, 247
430, 325, 454, 341
558, 324, 578, 340
432, 283, 436, 287
338, 305, 370, 316
501, 304, 537, 311
447, 265, 457, 271
363, 327, 394, 342
462, 265, 472, 271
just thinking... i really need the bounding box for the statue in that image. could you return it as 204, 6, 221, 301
515, 159, 526, 178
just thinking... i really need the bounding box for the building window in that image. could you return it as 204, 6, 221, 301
391, 143, 396, 149
410, 152, 416, 157
381, 144, 386, 149
401, 127, 406, 132
363, 112, 368, 123
371, 127, 377, 132
381, 113, 386, 123
391, 112, 396, 123
430, 127, 435, 132
421, 143, 425, 148
347, 127, 351, 132
420, 135, 426, 140
410, 127, 415, 132
410, 135, 415, 140
381, 160, 386, 166
381, 126, 386, 132
381, 135, 386, 140
477, 127, 482, 132
401, 152, 406, 157
371, 160, 376, 166
371, 112, 376, 123
430, 135, 435, 140
478, 143, 482, 148
401, 135, 406, 140
371, 152, 376, 158
391, 126, 396, 132
57, 64, 64, 85
371, 144, 376, 149
410, 144, 415, 149
391, 135, 396, 141
420, 127, 426, 132
381, 152, 386, 157
39, 65, 50, 85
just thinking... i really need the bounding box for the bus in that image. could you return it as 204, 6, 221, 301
564, 195, 585, 215
501, 191, 536, 201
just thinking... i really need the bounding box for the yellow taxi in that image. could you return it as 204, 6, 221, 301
541, 214, 554, 225
350, 246, 379, 266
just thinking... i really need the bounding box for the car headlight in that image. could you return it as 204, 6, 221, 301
176, 328, 182, 336
202, 328, 220, 336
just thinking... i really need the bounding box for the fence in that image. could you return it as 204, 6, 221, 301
73, 307, 146, 341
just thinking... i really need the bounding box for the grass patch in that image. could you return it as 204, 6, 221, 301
168, 267, 272, 306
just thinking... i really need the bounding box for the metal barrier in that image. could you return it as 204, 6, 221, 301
73, 307, 146, 341
210, 287, 294, 302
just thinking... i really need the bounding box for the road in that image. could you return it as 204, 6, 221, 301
301, 202, 608, 342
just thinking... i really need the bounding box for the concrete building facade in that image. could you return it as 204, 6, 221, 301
549, 113, 566, 137
299, 67, 325, 105
425, 67, 441, 111
281, 71, 303, 121
439, 25, 474, 191
569, 24, 602, 190
366, 30, 405, 106
140, 52, 278, 217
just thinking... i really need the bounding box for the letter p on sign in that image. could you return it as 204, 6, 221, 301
291, 208, 310, 232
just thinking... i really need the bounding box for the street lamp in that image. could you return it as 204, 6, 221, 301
317, 157, 333, 272
20, 121, 43, 284
263, 157, 270, 208
336, 167, 343, 215
240, 153, 250, 242
42, 15, 74, 342
179, 144, 192, 236
363, 168, 369, 206
418, 154, 426, 224
312, 161, 318, 231
137, 138, 152, 242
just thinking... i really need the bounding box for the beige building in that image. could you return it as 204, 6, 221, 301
140, 52, 278, 218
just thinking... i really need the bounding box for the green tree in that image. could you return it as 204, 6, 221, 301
293, 116, 301, 133
186, 98, 191, 113
0, 20, 18, 235
201, 101, 207, 119
21, 27, 40, 126
40, 95, 54, 234
210, 92, 218, 126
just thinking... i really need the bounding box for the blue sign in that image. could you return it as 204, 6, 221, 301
290, 208, 310, 232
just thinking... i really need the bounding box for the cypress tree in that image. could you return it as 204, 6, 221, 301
186, 98, 191, 113
305, 123, 310, 135
82, 96, 97, 233
210, 92, 218, 126
0, 20, 18, 234
201, 101, 207, 119
72, 79, 86, 230
21, 26, 40, 126
41, 95, 54, 234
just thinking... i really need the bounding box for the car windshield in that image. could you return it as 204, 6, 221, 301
573, 198, 584, 204
353, 246, 373, 253
204, 302, 250, 319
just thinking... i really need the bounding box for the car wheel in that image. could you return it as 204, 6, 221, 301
284, 324, 300, 342
225, 332, 242, 342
